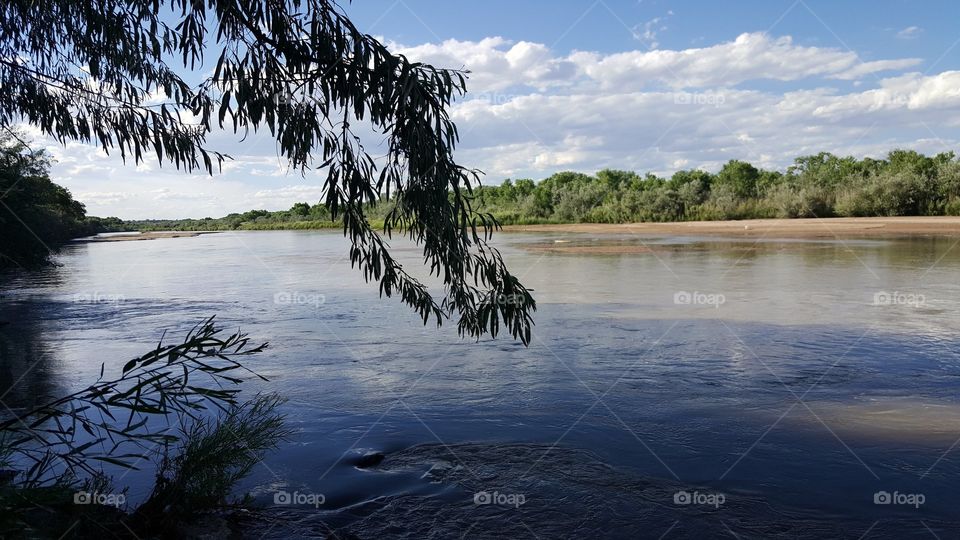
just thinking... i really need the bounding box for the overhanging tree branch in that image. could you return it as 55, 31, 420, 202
0, 0, 536, 344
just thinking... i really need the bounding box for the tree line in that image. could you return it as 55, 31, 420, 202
0, 136, 123, 269
125, 149, 960, 233
7, 146, 957, 266
473, 149, 960, 224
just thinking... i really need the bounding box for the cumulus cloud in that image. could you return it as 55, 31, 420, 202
448, 70, 960, 179
28, 32, 959, 219
396, 32, 921, 93
585, 32, 922, 88
812, 72, 960, 118
389, 37, 579, 93
831, 59, 925, 81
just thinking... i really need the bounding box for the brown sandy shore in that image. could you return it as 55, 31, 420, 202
72, 217, 960, 245
75, 231, 218, 242
505, 216, 960, 239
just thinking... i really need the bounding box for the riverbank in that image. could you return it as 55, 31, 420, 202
90, 217, 960, 245
504, 216, 960, 239
76, 231, 218, 242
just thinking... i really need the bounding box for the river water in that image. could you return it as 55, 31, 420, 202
1, 230, 959, 538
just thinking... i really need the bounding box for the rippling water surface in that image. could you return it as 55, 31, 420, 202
2, 230, 960, 538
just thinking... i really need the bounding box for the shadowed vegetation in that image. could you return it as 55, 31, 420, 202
0, 319, 288, 538
0, 135, 122, 269
1, 0, 536, 344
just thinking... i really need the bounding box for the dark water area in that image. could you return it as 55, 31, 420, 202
2, 230, 960, 538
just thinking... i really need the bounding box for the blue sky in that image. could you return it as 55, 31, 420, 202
346, 0, 958, 68
31, 0, 960, 219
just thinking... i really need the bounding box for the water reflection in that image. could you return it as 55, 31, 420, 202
0, 260, 75, 411
1, 231, 960, 537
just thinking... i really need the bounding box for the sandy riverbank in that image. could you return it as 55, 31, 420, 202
505, 216, 960, 239
77, 231, 218, 242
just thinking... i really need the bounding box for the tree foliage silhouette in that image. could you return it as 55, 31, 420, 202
0, 0, 535, 344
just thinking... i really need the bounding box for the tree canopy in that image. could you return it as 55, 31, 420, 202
0, 0, 535, 344
116, 148, 960, 233
462, 150, 960, 224
0, 136, 122, 268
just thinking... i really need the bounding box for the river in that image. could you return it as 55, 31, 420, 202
1, 230, 959, 538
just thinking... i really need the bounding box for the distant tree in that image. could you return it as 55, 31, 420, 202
639, 173, 666, 191
0, 0, 534, 343
667, 169, 713, 191
290, 202, 312, 217
513, 179, 536, 198
0, 136, 92, 267
492, 179, 514, 202
887, 149, 937, 179
715, 160, 761, 198
789, 153, 862, 189
597, 169, 640, 191
756, 170, 783, 196
309, 204, 331, 220
554, 182, 605, 222
521, 188, 554, 218
241, 209, 270, 222
539, 171, 594, 193
934, 151, 957, 166
676, 178, 710, 210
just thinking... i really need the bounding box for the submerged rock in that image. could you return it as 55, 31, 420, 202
352, 451, 385, 469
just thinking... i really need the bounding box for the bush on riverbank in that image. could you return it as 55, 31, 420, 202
0, 135, 123, 269
114, 149, 960, 233
0, 320, 288, 538
469, 150, 960, 225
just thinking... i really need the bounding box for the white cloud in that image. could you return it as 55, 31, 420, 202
830, 59, 925, 81
447, 68, 960, 180
252, 185, 327, 204
812, 72, 960, 118
397, 32, 921, 92
390, 37, 578, 92
75, 191, 132, 206
897, 26, 923, 40
631, 12, 672, 49
28, 32, 959, 219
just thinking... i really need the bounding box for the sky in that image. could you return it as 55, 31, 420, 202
25, 0, 960, 219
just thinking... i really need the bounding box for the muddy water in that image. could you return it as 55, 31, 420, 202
2, 230, 959, 538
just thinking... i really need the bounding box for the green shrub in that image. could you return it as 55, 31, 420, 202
133, 394, 290, 533
0, 320, 288, 536
944, 197, 960, 216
